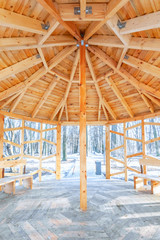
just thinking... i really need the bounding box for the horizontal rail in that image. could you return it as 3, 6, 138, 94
29, 170, 40, 175
145, 137, 160, 144
42, 154, 56, 161
144, 122, 160, 126
110, 144, 124, 152
24, 126, 41, 133
41, 168, 56, 174
110, 171, 125, 176
127, 152, 143, 158
110, 130, 124, 136
42, 127, 57, 132
3, 154, 21, 160
24, 140, 40, 144
110, 156, 125, 165
126, 137, 142, 142
0, 160, 26, 168
23, 155, 40, 160
127, 166, 141, 174
4, 139, 21, 148
4, 127, 22, 131
42, 138, 57, 146
125, 123, 142, 130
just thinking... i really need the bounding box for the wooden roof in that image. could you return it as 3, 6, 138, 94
1, 0, 160, 123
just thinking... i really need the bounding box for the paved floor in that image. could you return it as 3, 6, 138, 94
0, 177, 160, 240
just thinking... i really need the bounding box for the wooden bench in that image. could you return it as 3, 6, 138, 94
0, 174, 33, 195
134, 156, 160, 194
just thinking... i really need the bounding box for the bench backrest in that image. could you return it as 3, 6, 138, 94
139, 156, 160, 167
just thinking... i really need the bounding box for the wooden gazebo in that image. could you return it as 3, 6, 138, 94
0, 0, 160, 211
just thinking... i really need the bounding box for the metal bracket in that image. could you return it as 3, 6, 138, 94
124, 55, 129, 59
41, 21, 50, 30
36, 54, 41, 59
74, 6, 92, 15
117, 19, 126, 29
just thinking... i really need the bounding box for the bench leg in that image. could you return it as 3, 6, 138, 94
151, 181, 160, 195
23, 178, 33, 189
2, 181, 15, 195
134, 176, 144, 190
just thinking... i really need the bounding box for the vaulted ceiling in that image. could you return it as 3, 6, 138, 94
0, 0, 160, 123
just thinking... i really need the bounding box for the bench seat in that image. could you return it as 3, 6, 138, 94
0, 174, 33, 194
134, 174, 160, 195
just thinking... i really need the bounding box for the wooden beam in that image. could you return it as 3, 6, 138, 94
50, 49, 79, 120
106, 124, 110, 179
138, 90, 154, 113
0, 114, 4, 190
0, 67, 47, 101
120, 11, 160, 35
107, 14, 130, 45
89, 35, 160, 52
117, 47, 128, 69
0, 55, 42, 81
36, 0, 81, 41
84, 0, 129, 40
32, 77, 59, 118
56, 123, 61, 180
80, 41, 87, 211
123, 55, 160, 79
10, 91, 26, 113
88, 46, 160, 100
86, 50, 110, 120
59, 3, 106, 21
48, 46, 77, 70
80, 0, 86, 19
0, 36, 77, 52
106, 76, 134, 117
124, 122, 127, 181
143, 93, 160, 108
0, 91, 22, 110
0, 8, 47, 35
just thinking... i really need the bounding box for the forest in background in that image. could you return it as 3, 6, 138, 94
3, 117, 160, 161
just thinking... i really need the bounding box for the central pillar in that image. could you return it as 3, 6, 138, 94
79, 40, 87, 211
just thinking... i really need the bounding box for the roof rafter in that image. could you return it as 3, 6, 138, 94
88, 35, 160, 52
80, 0, 86, 19
84, 0, 129, 40
106, 76, 134, 117
137, 90, 154, 113
0, 8, 47, 35
50, 49, 79, 121
123, 55, 160, 79
0, 55, 42, 82
120, 11, 160, 35
88, 46, 160, 100
36, 0, 81, 41
86, 49, 117, 120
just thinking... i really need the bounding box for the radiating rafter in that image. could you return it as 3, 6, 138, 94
0, 55, 42, 82
0, 8, 47, 35
50, 49, 80, 121
80, 0, 86, 19
137, 90, 154, 113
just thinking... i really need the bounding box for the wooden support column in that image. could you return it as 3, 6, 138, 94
80, 41, 87, 211
20, 120, 24, 185
39, 123, 43, 181
124, 122, 127, 181
0, 114, 4, 191
106, 124, 110, 179
142, 119, 147, 184
56, 123, 61, 180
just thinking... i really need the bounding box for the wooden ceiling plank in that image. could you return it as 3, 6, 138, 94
88, 46, 160, 100
106, 76, 134, 117
0, 55, 42, 82
0, 8, 47, 35
10, 91, 26, 113
48, 45, 77, 70
32, 77, 59, 118
123, 55, 160, 79
49, 69, 70, 82
120, 11, 160, 35
0, 67, 47, 102
98, 101, 101, 121
84, 0, 129, 40
0, 91, 22, 110
36, 0, 81, 40
50, 49, 79, 121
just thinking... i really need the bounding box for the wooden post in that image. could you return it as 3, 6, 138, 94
0, 114, 4, 191
106, 124, 110, 179
56, 123, 61, 180
80, 41, 87, 211
39, 123, 43, 181
142, 119, 147, 184
124, 122, 127, 181
20, 120, 24, 185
